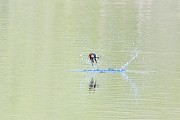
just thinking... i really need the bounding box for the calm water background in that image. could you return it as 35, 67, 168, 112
0, 0, 180, 120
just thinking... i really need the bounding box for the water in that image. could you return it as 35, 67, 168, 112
0, 0, 180, 120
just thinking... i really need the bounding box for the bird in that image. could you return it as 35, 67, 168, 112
88, 53, 99, 66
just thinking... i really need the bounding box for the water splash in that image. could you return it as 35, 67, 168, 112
121, 70, 139, 98
80, 53, 92, 65
78, 48, 140, 73
79, 68, 126, 73
121, 48, 140, 69
77, 48, 141, 98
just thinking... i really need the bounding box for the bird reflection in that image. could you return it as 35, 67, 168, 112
80, 68, 140, 98
89, 77, 97, 91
